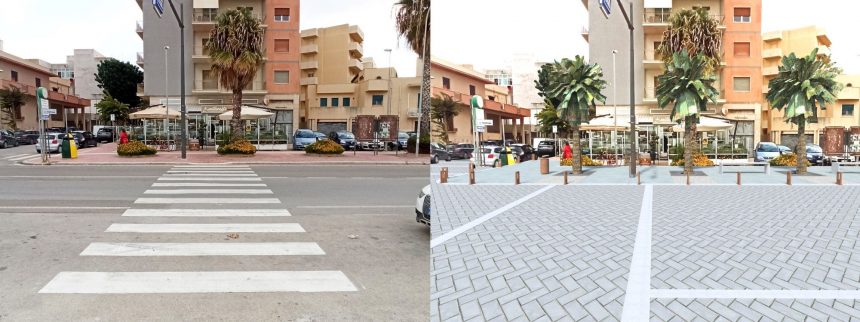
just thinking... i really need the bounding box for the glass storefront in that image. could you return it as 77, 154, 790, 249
125, 109, 294, 149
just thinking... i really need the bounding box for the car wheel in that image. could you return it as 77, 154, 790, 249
431, 155, 438, 164
493, 160, 501, 168
446, 155, 451, 162
0, 141, 5, 149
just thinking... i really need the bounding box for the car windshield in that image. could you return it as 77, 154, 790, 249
295, 130, 316, 138
457, 144, 474, 149
807, 145, 822, 153
339, 133, 355, 139
398, 133, 409, 139
757, 143, 779, 152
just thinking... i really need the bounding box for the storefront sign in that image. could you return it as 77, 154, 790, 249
201, 106, 228, 114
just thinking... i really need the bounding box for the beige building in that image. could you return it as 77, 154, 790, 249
299, 24, 421, 134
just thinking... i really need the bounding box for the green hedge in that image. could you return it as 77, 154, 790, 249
117, 141, 157, 156
305, 139, 345, 154
217, 139, 257, 155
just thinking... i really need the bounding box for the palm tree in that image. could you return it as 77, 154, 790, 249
430, 93, 458, 144
394, 0, 430, 149
543, 56, 607, 174
535, 101, 570, 137
656, 50, 720, 174
0, 86, 24, 130
766, 48, 842, 174
205, 8, 264, 142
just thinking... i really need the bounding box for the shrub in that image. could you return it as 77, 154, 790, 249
217, 139, 257, 155
671, 153, 715, 167
407, 134, 431, 154
769, 153, 811, 167
117, 141, 157, 157
304, 139, 345, 155
560, 155, 602, 166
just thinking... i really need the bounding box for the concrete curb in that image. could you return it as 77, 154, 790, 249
21, 160, 429, 166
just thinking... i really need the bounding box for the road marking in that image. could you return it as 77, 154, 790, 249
430, 185, 555, 248
105, 223, 304, 233
166, 170, 255, 174
80, 242, 324, 256
135, 198, 281, 204
621, 184, 653, 322
2, 154, 29, 160
173, 165, 251, 168
151, 183, 268, 187
39, 271, 357, 293
143, 189, 273, 194
122, 209, 291, 217
651, 289, 860, 299
296, 205, 414, 209
162, 173, 257, 177
0, 206, 128, 210
157, 177, 262, 181
5, 154, 36, 161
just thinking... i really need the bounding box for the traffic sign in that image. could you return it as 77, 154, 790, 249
110, 114, 116, 122
480, 119, 494, 126
552, 125, 558, 133
152, 0, 165, 18
475, 125, 486, 133
46, 109, 57, 115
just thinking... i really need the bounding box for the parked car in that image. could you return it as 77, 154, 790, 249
328, 131, 356, 150
449, 143, 475, 159
96, 128, 115, 143
480, 140, 501, 147
536, 140, 557, 158
35, 133, 64, 153
292, 129, 320, 150
430, 142, 451, 164
805, 144, 825, 165
511, 144, 536, 161
73, 131, 98, 148
0, 130, 19, 149
415, 185, 430, 226
13, 131, 37, 145
359, 140, 385, 151
397, 131, 411, 150
478, 147, 509, 167
754, 142, 782, 162
777, 145, 791, 155
314, 132, 327, 140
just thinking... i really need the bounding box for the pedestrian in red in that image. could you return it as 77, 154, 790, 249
562, 142, 573, 159
119, 129, 129, 144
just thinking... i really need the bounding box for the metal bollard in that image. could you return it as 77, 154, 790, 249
563, 171, 569, 185
837, 172, 843, 185
637, 171, 641, 185
737, 172, 741, 185
786, 171, 792, 185
686, 172, 691, 186
515, 171, 520, 185
440, 167, 448, 183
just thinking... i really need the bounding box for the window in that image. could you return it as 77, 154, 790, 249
442, 77, 450, 89
35, 78, 41, 87
488, 95, 495, 101
202, 38, 211, 55
733, 77, 751, 92
274, 8, 290, 22
734, 42, 751, 57
372, 95, 384, 106
332, 98, 339, 107
274, 71, 290, 84
692, 6, 710, 12
202, 70, 217, 89
343, 97, 351, 107
843, 104, 855, 116
320, 98, 328, 107
10, 70, 17, 82
274, 39, 289, 52
654, 41, 664, 60
734, 7, 751, 23
469, 85, 476, 95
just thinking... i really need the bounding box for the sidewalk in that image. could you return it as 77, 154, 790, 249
434, 157, 860, 185
23, 143, 429, 165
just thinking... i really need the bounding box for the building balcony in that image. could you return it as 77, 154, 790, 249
47, 89, 90, 107
136, 52, 144, 68
763, 31, 783, 42
817, 45, 831, 56
407, 109, 420, 118
300, 77, 318, 86
137, 83, 145, 97
0, 79, 36, 96
365, 79, 389, 92
349, 59, 364, 72
581, 26, 589, 42
193, 46, 211, 62
762, 47, 782, 59
300, 44, 318, 54
300, 61, 319, 70
349, 25, 364, 42
349, 42, 363, 58
763, 66, 779, 76
193, 80, 266, 95
301, 29, 319, 38
643, 11, 671, 33
136, 0, 142, 9
136, 20, 143, 38
643, 58, 664, 70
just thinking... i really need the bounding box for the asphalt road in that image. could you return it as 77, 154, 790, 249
0, 164, 430, 321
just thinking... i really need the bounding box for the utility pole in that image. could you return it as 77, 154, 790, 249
160, 0, 187, 158
616, 0, 637, 177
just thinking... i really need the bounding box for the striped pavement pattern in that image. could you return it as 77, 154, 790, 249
40, 165, 356, 294
2, 154, 38, 162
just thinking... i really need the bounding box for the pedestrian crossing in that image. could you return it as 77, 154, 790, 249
40, 165, 357, 294
1, 153, 37, 162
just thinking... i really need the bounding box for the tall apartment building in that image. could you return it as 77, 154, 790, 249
298, 24, 421, 134
510, 54, 550, 141
137, 0, 300, 142
50, 49, 111, 127
582, 0, 762, 155
761, 26, 860, 154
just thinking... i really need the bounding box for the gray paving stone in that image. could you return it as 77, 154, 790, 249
652, 298, 860, 321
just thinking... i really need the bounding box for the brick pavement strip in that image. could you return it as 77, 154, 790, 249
651, 298, 860, 321
431, 186, 642, 321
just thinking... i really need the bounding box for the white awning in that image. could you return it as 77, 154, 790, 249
644, 0, 672, 8
193, 0, 219, 9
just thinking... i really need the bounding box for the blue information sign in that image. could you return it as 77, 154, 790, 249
599, 0, 611, 17
152, 0, 165, 18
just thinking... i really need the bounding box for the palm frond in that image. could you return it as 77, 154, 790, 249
766, 48, 843, 124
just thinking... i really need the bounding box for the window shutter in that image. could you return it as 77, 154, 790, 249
734, 7, 750, 16
274, 39, 289, 52
275, 8, 289, 16
733, 42, 750, 57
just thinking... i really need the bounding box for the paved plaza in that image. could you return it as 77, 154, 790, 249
431, 183, 860, 321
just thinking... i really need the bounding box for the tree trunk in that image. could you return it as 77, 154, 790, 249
684, 115, 694, 175
572, 123, 582, 174
419, 48, 431, 141
231, 89, 243, 142
796, 117, 807, 175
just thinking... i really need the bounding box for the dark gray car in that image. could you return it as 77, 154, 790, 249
0, 130, 19, 148
293, 129, 319, 150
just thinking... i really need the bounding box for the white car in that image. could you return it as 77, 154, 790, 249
35, 133, 66, 153
415, 185, 430, 225
473, 147, 503, 167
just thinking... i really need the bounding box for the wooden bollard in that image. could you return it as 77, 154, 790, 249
837, 172, 843, 185
468, 163, 475, 185
515, 171, 520, 185
440, 167, 448, 183
563, 171, 569, 185
637, 171, 641, 185
786, 171, 792, 185
686, 172, 691, 185
737, 172, 741, 185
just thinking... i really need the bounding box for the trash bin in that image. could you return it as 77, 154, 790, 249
69, 135, 78, 159
499, 147, 509, 167
540, 156, 550, 174
61, 134, 72, 159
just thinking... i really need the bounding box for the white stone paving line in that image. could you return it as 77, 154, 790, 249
80, 242, 325, 256
166, 170, 256, 174
157, 177, 263, 181
430, 185, 556, 249
105, 223, 305, 233
122, 209, 291, 217
143, 189, 274, 194
162, 173, 258, 177
621, 185, 653, 322
151, 183, 268, 187
2, 154, 29, 160
39, 271, 357, 293
172, 165, 250, 168
135, 198, 281, 204
651, 289, 860, 300
5, 154, 37, 161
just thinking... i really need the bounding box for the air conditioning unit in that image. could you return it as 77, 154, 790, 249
407, 109, 420, 118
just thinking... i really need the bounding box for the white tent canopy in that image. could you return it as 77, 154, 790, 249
217, 106, 274, 121
581, 116, 630, 130
129, 105, 181, 120
671, 116, 733, 132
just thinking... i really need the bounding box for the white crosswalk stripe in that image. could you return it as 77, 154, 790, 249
3, 154, 36, 161
41, 166, 356, 294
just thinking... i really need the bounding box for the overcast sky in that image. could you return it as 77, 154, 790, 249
0, 0, 418, 76
434, 0, 860, 74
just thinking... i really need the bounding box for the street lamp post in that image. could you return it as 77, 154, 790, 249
159, 0, 187, 159
615, 0, 637, 177
385, 49, 393, 116
164, 45, 170, 144
612, 49, 618, 164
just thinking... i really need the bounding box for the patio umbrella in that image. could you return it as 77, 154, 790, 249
671, 116, 733, 132
581, 116, 630, 131
129, 105, 181, 120
217, 106, 274, 120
